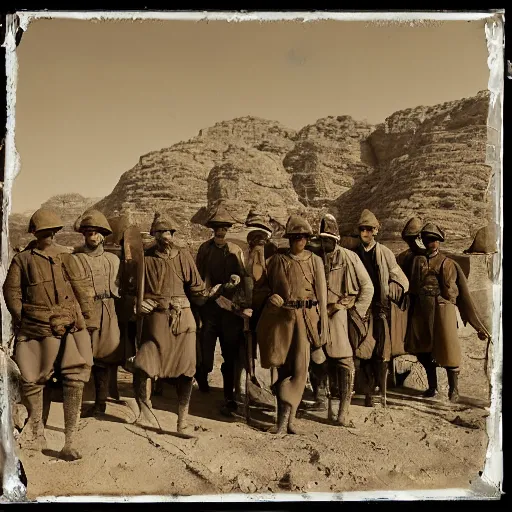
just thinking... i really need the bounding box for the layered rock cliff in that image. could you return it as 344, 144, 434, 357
336, 91, 492, 239
9, 91, 493, 252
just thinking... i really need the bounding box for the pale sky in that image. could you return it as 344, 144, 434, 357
11, 18, 489, 213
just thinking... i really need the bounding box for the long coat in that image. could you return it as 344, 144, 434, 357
133, 245, 209, 379
324, 246, 374, 359
2, 244, 93, 384
256, 250, 329, 369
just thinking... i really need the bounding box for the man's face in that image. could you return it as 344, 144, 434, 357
83, 228, 103, 249
289, 234, 308, 252
155, 230, 174, 247
422, 236, 439, 253
214, 226, 229, 239
321, 237, 336, 253
359, 225, 377, 245
35, 229, 56, 249
249, 233, 268, 248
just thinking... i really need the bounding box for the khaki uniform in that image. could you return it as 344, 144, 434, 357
256, 250, 328, 421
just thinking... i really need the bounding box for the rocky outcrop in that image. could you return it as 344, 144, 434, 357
284, 116, 374, 205
336, 91, 492, 239
8, 91, 493, 252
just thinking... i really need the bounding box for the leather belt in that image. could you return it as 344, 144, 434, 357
283, 299, 318, 309
94, 292, 111, 301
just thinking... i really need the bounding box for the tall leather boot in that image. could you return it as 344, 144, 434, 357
59, 380, 85, 461
176, 376, 193, 434
268, 398, 291, 434
447, 368, 460, 403
19, 383, 46, 452
195, 368, 210, 393
82, 365, 108, 418
420, 356, 438, 398
336, 365, 355, 427
327, 364, 340, 422
133, 371, 156, 426
307, 361, 328, 412
287, 403, 304, 435
220, 362, 237, 416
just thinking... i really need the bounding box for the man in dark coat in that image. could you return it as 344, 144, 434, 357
405, 223, 490, 402
195, 204, 247, 416
354, 209, 409, 407
3, 209, 94, 461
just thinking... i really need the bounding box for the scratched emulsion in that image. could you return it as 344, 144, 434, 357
1, 10, 504, 503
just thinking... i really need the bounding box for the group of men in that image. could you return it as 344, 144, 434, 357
2, 203, 490, 461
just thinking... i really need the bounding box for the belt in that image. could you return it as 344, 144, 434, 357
94, 292, 111, 301
169, 296, 191, 310
283, 299, 318, 309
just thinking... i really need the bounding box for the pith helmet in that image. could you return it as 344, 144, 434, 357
205, 204, 236, 228
150, 212, 178, 236
401, 217, 423, 240
79, 209, 113, 236
358, 209, 380, 229
28, 209, 64, 234
245, 209, 273, 235
284, 215, 313, 238
421, 222, 445, 242
319, 213, 340, 241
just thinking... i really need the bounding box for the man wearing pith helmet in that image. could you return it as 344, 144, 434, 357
256, 214, 329, 434
306, 213, 374, 427
195, 203, 248, 417
3, 209, 94, 461
72, 209, 123, 418
354, 209, 409, 407
405, 222, 490, 402
130, 213, 212, 432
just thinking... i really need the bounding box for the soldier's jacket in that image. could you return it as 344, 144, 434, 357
3, 244, 91, 340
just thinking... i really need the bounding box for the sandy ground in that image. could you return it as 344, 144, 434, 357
14, 328, 493, 500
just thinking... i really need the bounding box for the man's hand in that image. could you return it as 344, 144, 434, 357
388, 282, 403, 303
208, 283, 223, 298
268, 294, 284, 308
224, 274, 241, 290
140, 298, 159, 314
327, 303, 343, 316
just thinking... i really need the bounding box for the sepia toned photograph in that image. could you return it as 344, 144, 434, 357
0, 10, 504, 502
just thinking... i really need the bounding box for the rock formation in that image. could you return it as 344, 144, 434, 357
336, 91, 492, 239
8, 91, 493, 252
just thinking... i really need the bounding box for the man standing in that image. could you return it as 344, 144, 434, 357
256, 214, 329, 434
307, 214, 374, 426
73, 210, 123, 417
354, 209, 409, 407
3, 209, 94, 461
195, 204, 247, 416
130, 213, 212, 432
405, 223, 490, 402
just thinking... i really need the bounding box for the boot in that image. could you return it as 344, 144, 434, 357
108, 365, 120, 400
19, 383, 46, 452
336, 366, 355, 428
133, 372, 156, 426
447, 368, 460, 403
328, 397, 339, 422
268, 399, 290, 434
195, 370, 210, 393
42, 384, 52, 427
176, 376, 193, 434
82, 366, 108, 418
287, 404, 304, 435
220, 363, 237, 416
59, 380, 84, 461
422, 361, 438, 398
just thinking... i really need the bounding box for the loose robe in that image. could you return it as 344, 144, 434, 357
324, 246, 374, 358
72, 245, 123, 365
2, 244, 93, 384
133, 246, 209, 379
355, 241, 409, 361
